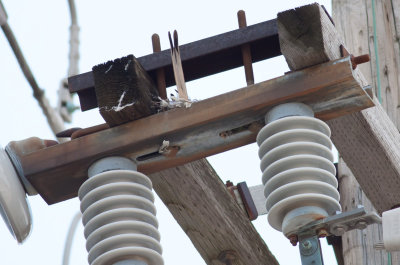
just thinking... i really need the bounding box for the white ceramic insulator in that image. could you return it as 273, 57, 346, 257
256, 116, 341, 234
78, 169, 163, 265
0, 147, 31, 243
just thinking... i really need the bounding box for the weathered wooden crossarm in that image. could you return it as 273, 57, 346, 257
68, 18, 280, 111
7, 56, 372, 205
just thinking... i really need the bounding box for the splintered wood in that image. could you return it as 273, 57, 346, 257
92, 55, 160, 127
169, 30, 188, 100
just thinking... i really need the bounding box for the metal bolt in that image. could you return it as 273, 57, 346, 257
350, 54, 370, 70
151, 33, 167, 100
225, 180, 234, 187
225, 181, 237, 199
333, 225, 346, 236
219, 131, 231, 138
302, 240, 312, 249
340, 45, 370, 70
317, 228, 329, 238
237, 10, 247, 28
356, 221, 368, 230
237, 10, 254, 86
289, 234, 298, 246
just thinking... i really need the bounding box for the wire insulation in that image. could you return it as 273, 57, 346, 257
62, 212, 82, 265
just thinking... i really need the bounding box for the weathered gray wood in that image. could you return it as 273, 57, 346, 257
329, 98, 400, 213
333, 1, 400, 264
338, 159, 398, 265
278, 2, 400, 215
332, 4, 374, 265
149, 159, 279, 265
365, 0, 400, 127
92, 54, 160, 127
278, 3, 344, 71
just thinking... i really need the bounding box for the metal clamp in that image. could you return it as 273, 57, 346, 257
288, 205, 381, 238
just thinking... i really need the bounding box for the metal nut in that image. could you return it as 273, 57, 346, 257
302, 240, 312, 249
318, 228, 329, 238
332, 225, 346, 236
289, 234, 298, 246
355, 221, 368, 230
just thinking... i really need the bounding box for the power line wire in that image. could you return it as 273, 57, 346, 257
0, 1, 65, 136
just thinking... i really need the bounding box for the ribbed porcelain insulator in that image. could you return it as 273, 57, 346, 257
78, 169, 163, 265
256, 115, 341, 235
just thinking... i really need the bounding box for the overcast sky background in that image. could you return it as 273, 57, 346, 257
0, 1, 337, 265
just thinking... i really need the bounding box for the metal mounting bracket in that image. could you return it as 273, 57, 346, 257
298, 234, 324, 265
289, 205, 381, 238
288, 205, 381, 244
294, 206, 381, 265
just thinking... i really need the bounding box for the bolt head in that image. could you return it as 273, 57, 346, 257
302, 240, 312, 249
318, 228, 329, 238
356, 221, 368, 230
225, 181, 234, 187
333, 226, 346, 236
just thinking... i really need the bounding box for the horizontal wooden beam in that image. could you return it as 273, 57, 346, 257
68, 18, 280, 111
278, 3, 400, 214
8, 57, 373, 204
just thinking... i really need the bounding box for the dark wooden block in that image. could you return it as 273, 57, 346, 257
92, 54, 160, 127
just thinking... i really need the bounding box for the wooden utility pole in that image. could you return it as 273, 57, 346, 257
333, 0, 400, 264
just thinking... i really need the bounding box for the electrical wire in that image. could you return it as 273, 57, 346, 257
67, 0, 79, 77
56, 0, 80, 123
0, 1, 65, 135
68, 0, 77, 25
1, 23, 44, 101
61, 4, 82, 264
62, 211, 82, 265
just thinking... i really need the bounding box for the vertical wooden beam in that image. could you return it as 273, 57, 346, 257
333, 0, 400, 264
